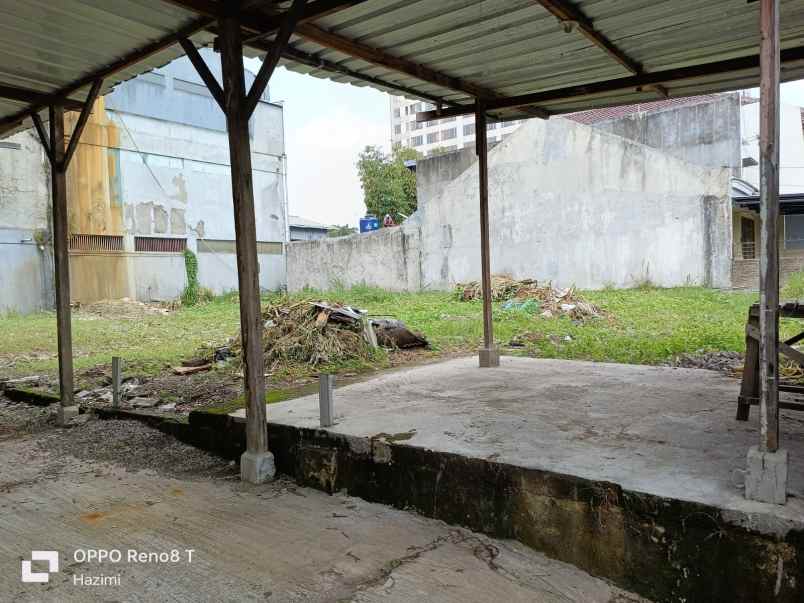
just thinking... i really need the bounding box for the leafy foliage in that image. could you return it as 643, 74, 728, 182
356, 143, 421, 224
181, 249, 200, 306
328, 224, 358, 238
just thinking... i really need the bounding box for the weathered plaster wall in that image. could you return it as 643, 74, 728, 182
288, 118, 731, 291
288, 226, 421, 292
0, 130, 53, 313
1, 50, 288, 313
593, 94, 742, 175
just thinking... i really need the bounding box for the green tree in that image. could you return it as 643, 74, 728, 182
328, 224, 357, 237
356, 143, 421, 225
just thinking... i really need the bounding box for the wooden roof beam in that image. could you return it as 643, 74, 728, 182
417, 44, 804, 121
534, 0, 668, 98
293, 23, 549, 118
0, 84, 84, 112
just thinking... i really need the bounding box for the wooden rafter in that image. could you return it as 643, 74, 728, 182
164, 0, 548, 117
416, 44, 804, 122
179, 37, 225, 109
533, 0, 668, 98
64, 79, 103, 168
0, 84, 84, 111
294, 23, 549, 118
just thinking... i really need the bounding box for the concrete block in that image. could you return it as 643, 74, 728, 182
478, 347, 500, 368
57, 405, 80, 426
240, 450, 276, 484
745, 446, 788, 505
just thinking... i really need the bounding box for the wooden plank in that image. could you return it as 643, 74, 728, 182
179, 38, 224, 110
64, 79, 103, 168
219, 14, 268, 456
476, 101, 494, 352
738, 314, 759, 421
49, 104, 74, 416
758, 0, 781, 453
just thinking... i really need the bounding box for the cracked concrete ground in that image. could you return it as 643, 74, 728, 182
0, 419, 647, 602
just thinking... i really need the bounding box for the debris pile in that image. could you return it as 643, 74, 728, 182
454, 275, 603, 320
74, 298, 174, 320
233, 298, 428, 370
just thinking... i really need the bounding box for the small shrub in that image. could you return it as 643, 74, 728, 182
782, 270, 804, 301
181, 249, 200, 306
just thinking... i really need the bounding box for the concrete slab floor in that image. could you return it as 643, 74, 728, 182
235, 357, 804, 528
0, 429, 645, 602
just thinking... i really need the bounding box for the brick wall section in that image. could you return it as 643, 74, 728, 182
732, 256, 804, 289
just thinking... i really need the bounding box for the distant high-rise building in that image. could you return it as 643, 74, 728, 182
389, 96, 523, 156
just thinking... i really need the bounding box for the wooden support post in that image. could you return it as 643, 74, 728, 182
49, 104, 77, 424
218, 13, 273, 482
759, 0, 781, 453
475, 102, 499, 367
112, 356, 122, 408
737, 309, 759, 420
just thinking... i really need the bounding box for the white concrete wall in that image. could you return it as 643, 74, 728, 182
288, 226, 421, 292
288, 117, 731, 291
0, 130, 53, 314
198, 251, 285, 295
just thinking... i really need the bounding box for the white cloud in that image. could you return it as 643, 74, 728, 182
286, 109, 388, 227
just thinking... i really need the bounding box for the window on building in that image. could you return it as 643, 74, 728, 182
423, 103, 435, 111
463, 123, 475, 136
409, 120, 421, 131
441, 128, 457, 140
741, 216, 756, 259
393, 108, 401, 118
487, 122, 497, 130
394, 124, 402, 134
785, 215, 804, 249
411, 135, 424, 147
425, 120, 438, 128
427, 132, 439, 144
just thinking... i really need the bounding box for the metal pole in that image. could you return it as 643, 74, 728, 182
475, 101, 498, 367
219, 13, 272, 480
319, 374, 335, 427
49, 104, 77, 425
759, 0, 781, 452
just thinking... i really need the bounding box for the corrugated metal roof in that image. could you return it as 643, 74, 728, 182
2, 0, 804, 137
273, 0, 804, 119
0, 0, 214, 137
289, 215, 330, 229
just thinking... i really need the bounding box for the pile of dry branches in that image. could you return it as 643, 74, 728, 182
232, 298, 375, 370
454, 275, 603, 320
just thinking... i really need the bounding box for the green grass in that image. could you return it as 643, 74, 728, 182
0, 285, 780, 383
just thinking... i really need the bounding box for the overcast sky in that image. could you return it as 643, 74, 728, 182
250, 62, 391, 229
252, 59, 804, 229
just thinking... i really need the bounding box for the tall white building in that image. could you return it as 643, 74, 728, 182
389, 96, 523, 156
